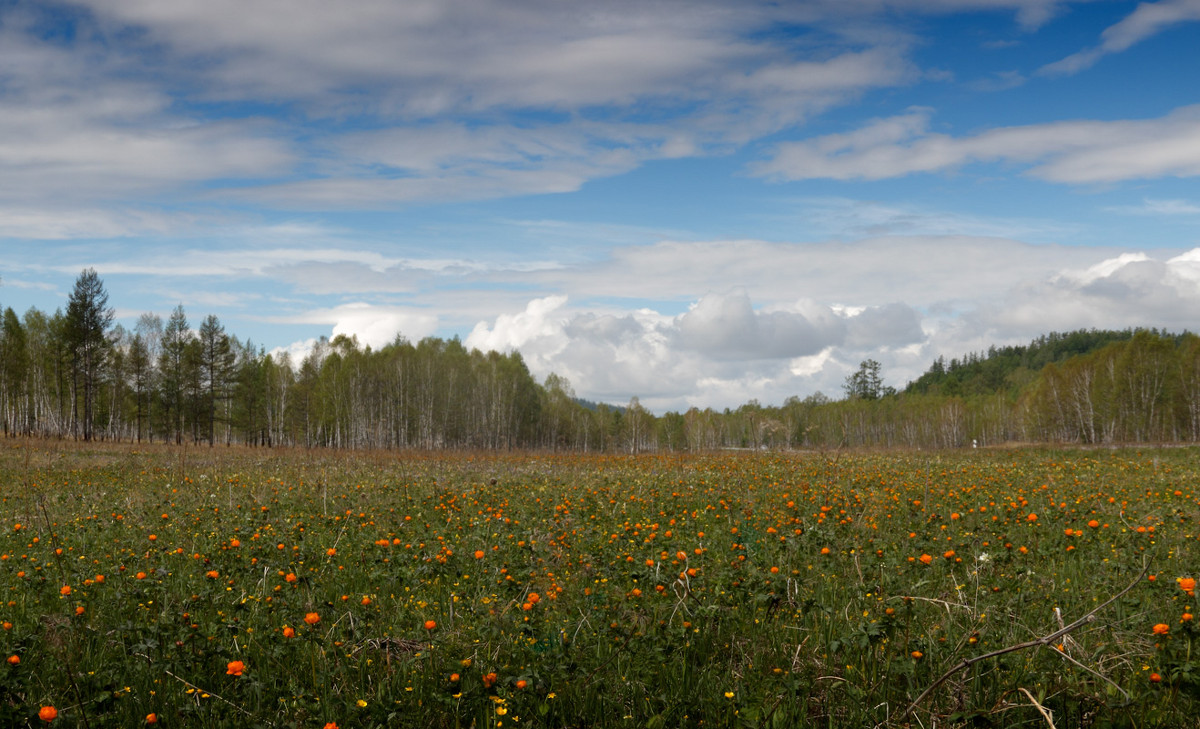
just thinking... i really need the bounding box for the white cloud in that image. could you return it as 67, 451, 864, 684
446, 238, 1200, 410
1041, 0, 1200, 75
0, 0, 918, 217
754, 105, 1200, 184
464, 289, 941, 409
962, 247, 1200, 339
273, 303, 438, 350
465, 295, 570, 355
674, 292, 846, 359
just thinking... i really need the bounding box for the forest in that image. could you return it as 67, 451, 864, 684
3, 269, 1200, 451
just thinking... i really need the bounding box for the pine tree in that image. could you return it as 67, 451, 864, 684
65, 269, 114, 441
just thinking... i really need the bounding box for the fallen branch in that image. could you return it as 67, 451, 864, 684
897, 559, 1149, 725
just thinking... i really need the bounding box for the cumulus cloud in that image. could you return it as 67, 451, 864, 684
963, 248, 1200, 339
754, 105, 1200, 184
464, 290, 933, 410
1041, 0, 1200, 75
274, 303, 438, 350
675, 292, 845, 359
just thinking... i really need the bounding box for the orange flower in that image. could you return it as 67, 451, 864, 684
919, 554, 933, 565
285, 573, 298, 583
282, 626, 296, 638
136, 572, 147, 580
474, 550, 485, 559
911, 650, 923, 659
229, 539, 240, 548
1150, 672, 1162, 683
59, 585, 71, 596
38, 705, 57, 722
1026, 513, 1037, 522
146, 713, 158, 724
424, 619, 437, 630
6, 654, 18, 665
1087, 519, 1099, 528
820, 547, 831, 555
206, 570, 219, 579
226, 660, 245, 676
1153, 623, 1170, 636
323, 723, 339, 729
482, 672, 498, 687
361, 596, 371, 606
1180, 577, 1196, 594
326, 548, 336, 557
516, 679, 528, 689
304, 612, 320, 625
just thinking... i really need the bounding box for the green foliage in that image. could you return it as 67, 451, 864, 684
0, 445, 1197, 727
906, 329, 1146, 398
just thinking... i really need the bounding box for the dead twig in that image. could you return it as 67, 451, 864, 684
897, 559, 1149, 725
1018, 687, 1057, 729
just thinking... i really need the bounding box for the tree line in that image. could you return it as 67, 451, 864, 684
2, 270, 1199, 451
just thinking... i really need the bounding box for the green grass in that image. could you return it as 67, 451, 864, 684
1, 440, 1198, 727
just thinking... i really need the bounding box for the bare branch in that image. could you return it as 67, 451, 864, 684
897, 560, 1149, 724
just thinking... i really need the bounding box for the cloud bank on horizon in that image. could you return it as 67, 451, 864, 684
2, 0, 1200, 411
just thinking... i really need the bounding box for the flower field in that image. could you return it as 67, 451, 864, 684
2, 441, 1199, 727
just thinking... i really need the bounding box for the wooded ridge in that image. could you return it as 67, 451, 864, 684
0, 270, 1196, 450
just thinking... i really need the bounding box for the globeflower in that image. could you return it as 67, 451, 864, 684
226, 660, 245, 676
39, 706, 57, 722
919, 554, 933, 565
305, 612, 320, 625
1153, 623, 1170, 636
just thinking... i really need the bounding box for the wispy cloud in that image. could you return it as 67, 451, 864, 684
1107, 198, 1200, 216
753, 105, 1200, 184
1041, 0, 1200, 75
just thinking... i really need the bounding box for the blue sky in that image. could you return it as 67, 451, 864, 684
2, 0, 1200, 411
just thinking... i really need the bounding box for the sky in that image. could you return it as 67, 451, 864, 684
2, 0, 1200, 413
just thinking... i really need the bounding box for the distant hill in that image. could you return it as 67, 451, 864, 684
904, 329, 1154, 398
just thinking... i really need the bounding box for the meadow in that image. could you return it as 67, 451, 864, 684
1, 440, 1198, 728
